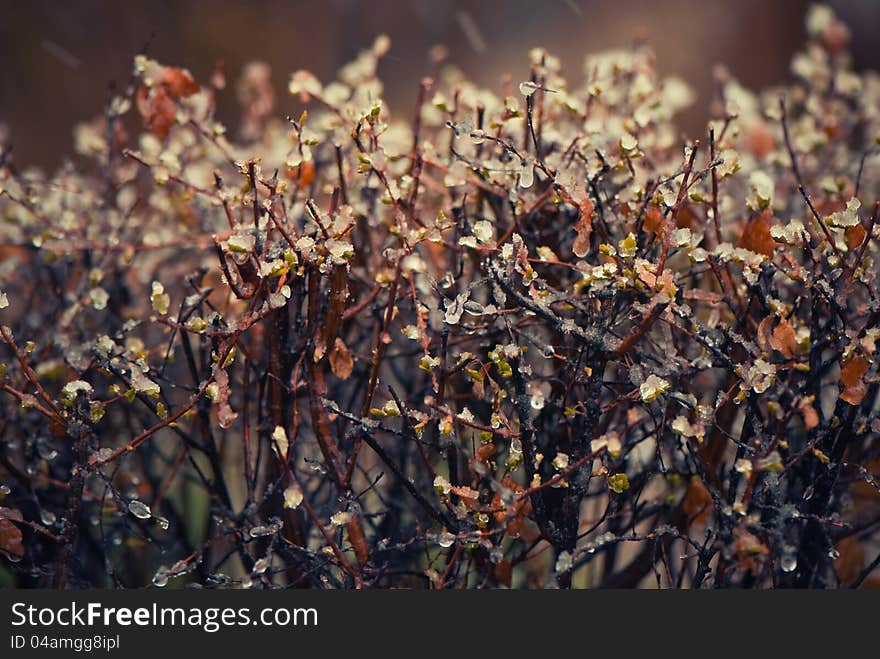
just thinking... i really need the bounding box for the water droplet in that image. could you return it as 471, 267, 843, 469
209, 573, 230, 585
781, 552, 798, 573
447, 118, 474, 137
0, 484, 10, 495
40, 510, 57, 526
94, 447, 113, 462
155, 516, 169, 531
306, 459, 326, 475
470, 129, 486, 144
253, 557, 269, 575
519, 160, 535, 189
249, 525, 272, 538
437, 531, 456, 548
555, 550, 573, 574
827, 548, 840, 559
152, 566, 170, 587
128, 500, 152, 520
37, 445, 58, 461
803, 485, 814, 500
519, 80, 539, 97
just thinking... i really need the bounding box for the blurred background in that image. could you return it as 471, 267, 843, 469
1, 0, 878, 170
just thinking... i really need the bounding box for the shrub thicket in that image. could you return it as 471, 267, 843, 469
1, 5, 879, 588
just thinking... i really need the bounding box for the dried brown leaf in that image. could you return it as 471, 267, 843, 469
161, 67, 200, 99
845, 223, 866, 251
834, 536, 863, 586
572, 197, 594, 257
770, 317, 798, 358
840, 355, 869, 405
0, 517, 24, 559
494, 559, 513, 587
739, 208, 776, 257
798, 399, 820, 431
643, 204, 664, 237
136, 86, 177, 140
214, 366, 238, 429
329, 338, 354, 380
757, 315, 774, 353
682, 476, 711, 526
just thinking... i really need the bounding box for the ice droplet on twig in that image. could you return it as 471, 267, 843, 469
128, 500, 152, 520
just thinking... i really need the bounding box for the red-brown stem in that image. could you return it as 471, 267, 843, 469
1, 326, 66, 426
298, 495, 363, 588
778, 97, 840, 259
343, 267, 401, 487
656, 141, 699, 277
708, 127, 723, 248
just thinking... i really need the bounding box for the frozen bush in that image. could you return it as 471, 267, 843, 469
0, 5, 879, 588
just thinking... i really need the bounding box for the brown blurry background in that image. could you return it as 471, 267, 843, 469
1, 0, 878, 170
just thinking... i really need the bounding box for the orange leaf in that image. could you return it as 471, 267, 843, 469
329, 338, 354, 380
739, 209, 776, 257
675, 202, 698, 229
49, 415, 67, 438
734, 531, 769, 575
286, 160, 316, 190
798, 399, 819, 431
494, 559, 513, 587
845, 223, 866, 251
161, 67, 200, 99
0, 517, 24, 559
820, 21, 851, 54
744, 123, 775, 160
852, 457, 880, 507
346, 516, 369, 566
450, 485, 480, 508
572, 197, 594, 257
476, 443, 497, 463
451, 485, 478, 499
834, 536, 863, 586
770, 317, 798, 358
136, 86, 177, 140
840, 355, 869, 405
643, 204, 664, 237
214, 366, 238, 429
756, 315, 774, 353
682, 476, 711, 526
